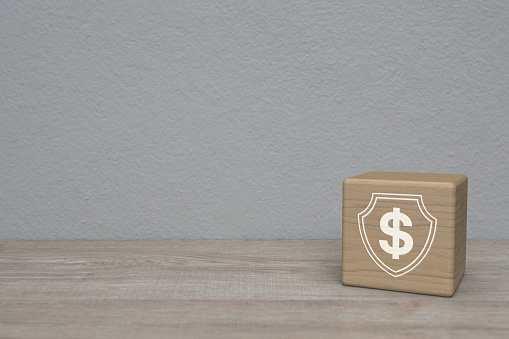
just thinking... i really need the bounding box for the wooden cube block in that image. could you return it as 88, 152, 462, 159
342, 171, 467, 297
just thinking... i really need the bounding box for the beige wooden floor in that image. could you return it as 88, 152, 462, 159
0, 240, 507, 338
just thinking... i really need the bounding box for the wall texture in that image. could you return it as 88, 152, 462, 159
1, 1, 508, 239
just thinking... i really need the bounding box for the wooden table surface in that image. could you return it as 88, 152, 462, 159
0, 241, 507, 338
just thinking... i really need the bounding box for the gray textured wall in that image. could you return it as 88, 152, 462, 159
1, 1, 508, 240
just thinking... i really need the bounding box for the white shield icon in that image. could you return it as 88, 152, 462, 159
358, 193, 437, 277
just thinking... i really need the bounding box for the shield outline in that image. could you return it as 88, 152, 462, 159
358, 193, 437, 277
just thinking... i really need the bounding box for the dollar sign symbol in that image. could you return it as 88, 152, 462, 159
379, 208, 413, 259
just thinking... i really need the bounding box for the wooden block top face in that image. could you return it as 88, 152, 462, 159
342, 172, 467, 297
348, 171, 467, 185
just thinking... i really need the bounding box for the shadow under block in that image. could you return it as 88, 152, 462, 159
342, 171, 468, 297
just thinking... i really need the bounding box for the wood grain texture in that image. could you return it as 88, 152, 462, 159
342, 172, 467, 296
0, 240, 508, 338
454, 176, 468, 290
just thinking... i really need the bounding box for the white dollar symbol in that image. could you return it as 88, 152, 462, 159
379, 208, 413, 259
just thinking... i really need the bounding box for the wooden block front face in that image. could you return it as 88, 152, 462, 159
342, 172, 467, 297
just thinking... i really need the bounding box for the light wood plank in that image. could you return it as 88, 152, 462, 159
0, 240, 508, 338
